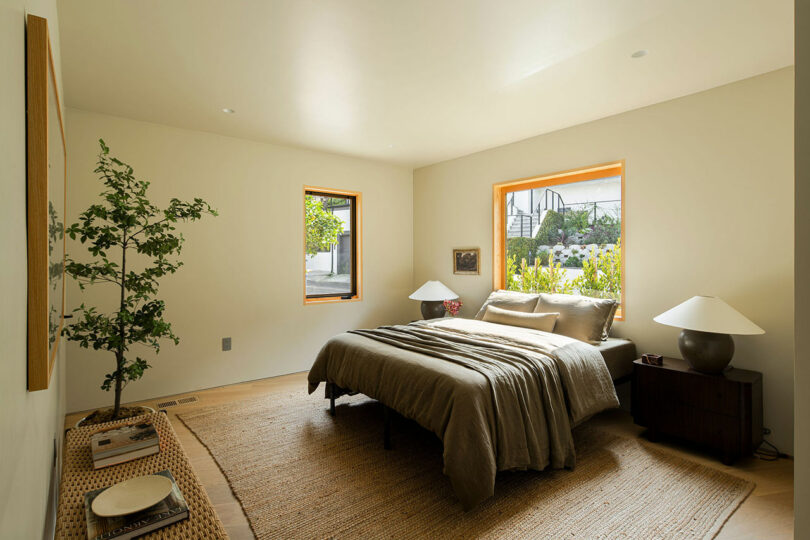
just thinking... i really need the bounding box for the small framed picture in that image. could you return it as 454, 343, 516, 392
453, 248, 480, 275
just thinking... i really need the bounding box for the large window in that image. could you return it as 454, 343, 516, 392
493, 162, 625, 319
304, 187, 362, 303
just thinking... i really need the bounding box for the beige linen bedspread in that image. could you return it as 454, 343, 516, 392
307, 318, 619, 509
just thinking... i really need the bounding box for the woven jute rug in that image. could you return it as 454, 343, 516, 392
179, 391, 753, 539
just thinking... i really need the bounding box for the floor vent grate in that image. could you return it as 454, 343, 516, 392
155, 400, 178, 408
155, 395, 199, 409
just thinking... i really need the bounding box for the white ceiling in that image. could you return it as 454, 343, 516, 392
57, 0, 793, 168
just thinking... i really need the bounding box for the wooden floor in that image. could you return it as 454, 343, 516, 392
65, 373, 794, 540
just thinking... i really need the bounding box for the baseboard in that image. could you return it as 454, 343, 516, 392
42, 437, 59, 540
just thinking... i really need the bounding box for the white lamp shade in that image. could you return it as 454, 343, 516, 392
409, 280, 458, 301
653, 296, 764, 335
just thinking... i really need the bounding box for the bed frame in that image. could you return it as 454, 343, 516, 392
326, 381, 394, 449
324, 369, 632, 452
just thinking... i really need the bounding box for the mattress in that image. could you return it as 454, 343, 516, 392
596, 337, 637, 381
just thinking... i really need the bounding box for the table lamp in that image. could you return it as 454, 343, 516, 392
653, 295, 764, 373
409, 281, 458, 319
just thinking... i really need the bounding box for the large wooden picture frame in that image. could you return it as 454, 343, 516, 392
27, 14, 67, 391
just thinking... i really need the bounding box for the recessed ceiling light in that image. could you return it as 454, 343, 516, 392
221, 108, 236, 114
631, 50, 648, 59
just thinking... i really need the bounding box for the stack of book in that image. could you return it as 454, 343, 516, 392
84, 470, 189, 540
90, 422, 160, 469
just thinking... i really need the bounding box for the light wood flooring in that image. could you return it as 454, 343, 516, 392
65, 373, 794, 539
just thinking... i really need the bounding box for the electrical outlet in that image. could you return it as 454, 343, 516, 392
222, 337, 232, 351
763, 427, 772, 435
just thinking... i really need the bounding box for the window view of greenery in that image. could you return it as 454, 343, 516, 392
505, 176, 621, 304
305, 193, 354, 297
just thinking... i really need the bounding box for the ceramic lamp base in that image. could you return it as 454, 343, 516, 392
678, 329, 735, 374
420, 300, 446, 320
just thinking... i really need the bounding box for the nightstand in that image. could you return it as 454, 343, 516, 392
631, 357, 763, 464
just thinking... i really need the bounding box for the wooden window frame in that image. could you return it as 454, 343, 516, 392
303, 186, 363, 305
492, 160, 626, 320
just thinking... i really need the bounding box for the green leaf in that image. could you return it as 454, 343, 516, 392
305, 194, 344, 257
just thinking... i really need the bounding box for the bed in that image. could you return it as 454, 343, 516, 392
307, 292, 636, 510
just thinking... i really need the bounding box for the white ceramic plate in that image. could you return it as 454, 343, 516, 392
91, 474, 173, 517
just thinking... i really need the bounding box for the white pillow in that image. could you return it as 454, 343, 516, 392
483, 305, 559, 332
474, 290, 540, 320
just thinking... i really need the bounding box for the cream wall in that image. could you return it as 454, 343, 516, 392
794, 0, 808, 535
0, 1, 67, 538
65, 109, 413, 413
414, 68, 795, 453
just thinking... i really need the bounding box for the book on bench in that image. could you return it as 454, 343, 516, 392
84, 469, 188, 540
90, 421, 160, 469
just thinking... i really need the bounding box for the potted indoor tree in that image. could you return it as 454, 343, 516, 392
64, 139, 217, 426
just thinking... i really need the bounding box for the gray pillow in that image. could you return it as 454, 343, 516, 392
483, 305, 559, 332
602, 302, 619, 339
474, 290, 541, 320
534, 293, 617, 343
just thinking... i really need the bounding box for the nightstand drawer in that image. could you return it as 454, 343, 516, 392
655, 405, 740, 450
672, 373, 739, 416
634, 363, 739, 416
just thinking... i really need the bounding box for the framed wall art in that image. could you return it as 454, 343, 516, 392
453, 248, 480, 275
27, 14, 67, 391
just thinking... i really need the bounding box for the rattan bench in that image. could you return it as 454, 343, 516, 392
55, 411, 227, 539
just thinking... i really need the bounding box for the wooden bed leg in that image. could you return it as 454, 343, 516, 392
383, 405, 392, 450
327, 382, 336, 417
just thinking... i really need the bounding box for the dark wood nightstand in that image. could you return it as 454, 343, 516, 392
631, 357, 763, 464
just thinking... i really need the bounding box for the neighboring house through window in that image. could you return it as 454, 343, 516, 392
493, 161, 625, 319
304, 187, 362, 303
